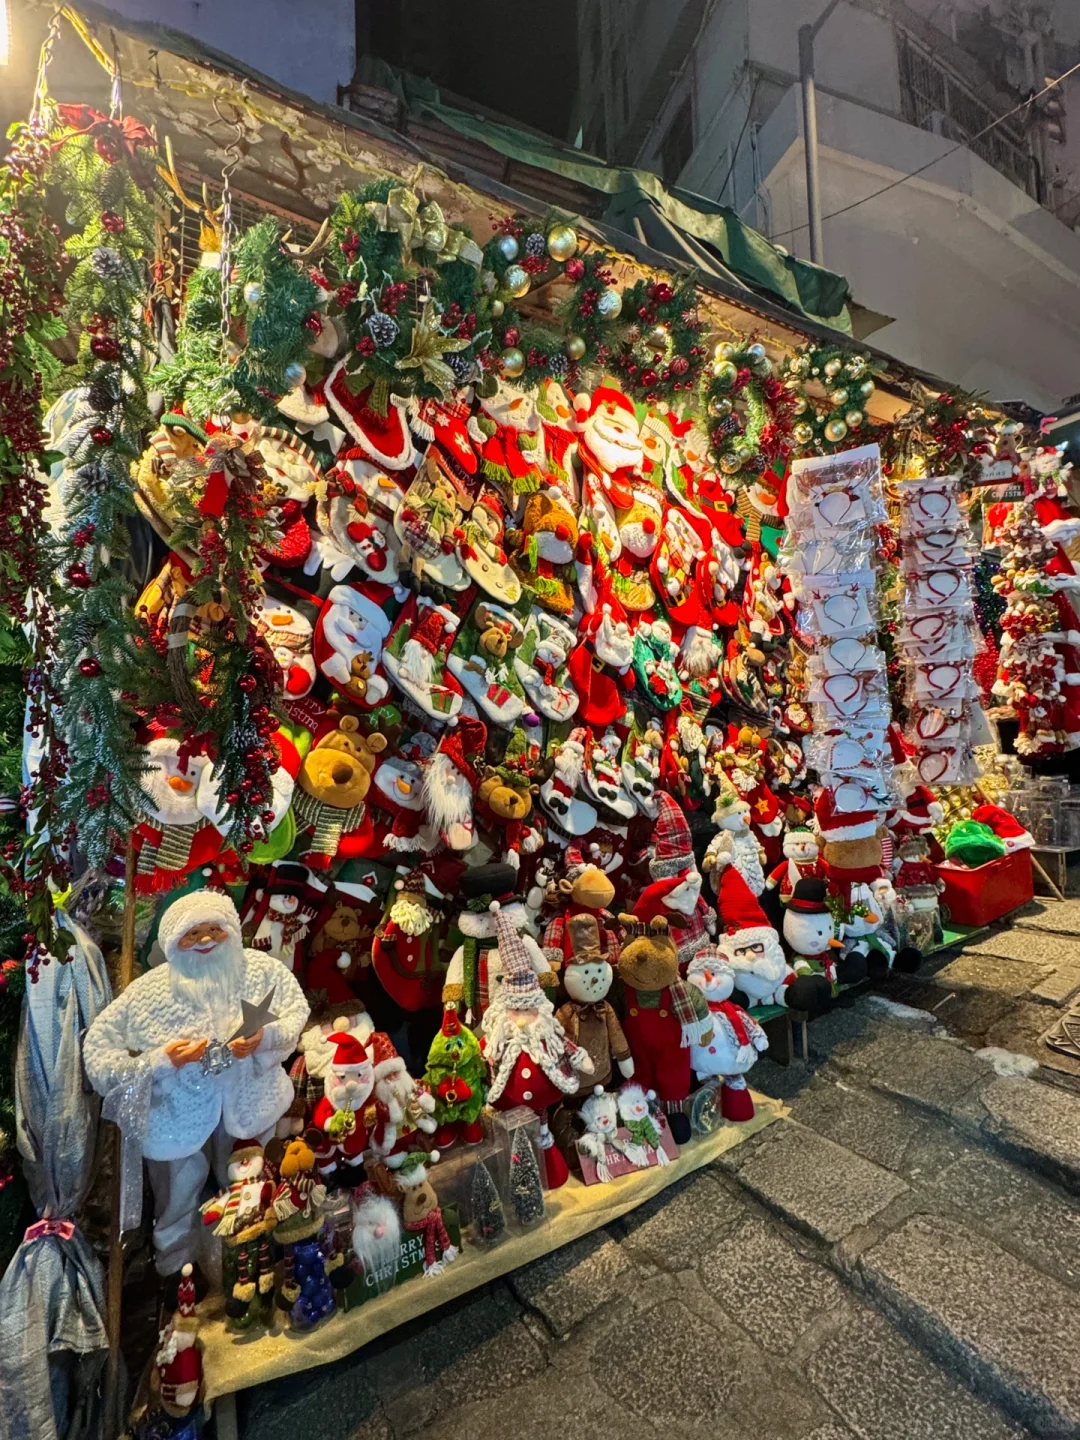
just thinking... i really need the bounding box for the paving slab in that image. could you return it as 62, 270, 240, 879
698, 1215, 847, 1353
858, 1214, 1080, 1436
614, 1169, 748, 1271
510, 1230, 637, 1337
1029, 964, 1080, 1006
980, 1073, 1080, 1191
787, 1073, 923, 1172
720, 1120, 908, 1244
828, 1024, 991, 1118
933, 951, 1054, 999
963, 929, 1079, 969
924, 1146, 1080, 1290
804, 1304, 1026, 1440
1014, 898, 1080, 935
596, 1294, 831, 1440
407, 1369, 650, 1440
238, 1353, 385, 1440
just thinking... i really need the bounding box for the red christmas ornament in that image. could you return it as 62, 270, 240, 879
78, 657, 102, 677
303, 313, 323, 334
564, 258, 585, 282
653, 282, 674, 305
66, 564, 91, 588
100, 211, 125, 234
670, 355, 689, 375
90, 426, 113, 446
238, 673, 257, 693
503, 327, 520, 347
641, 369, 659, 388
89, 335, 120, 362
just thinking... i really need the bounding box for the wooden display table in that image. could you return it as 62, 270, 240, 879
204, 1094, 783, 1435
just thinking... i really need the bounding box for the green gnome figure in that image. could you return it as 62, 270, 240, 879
424, 1006, 488, 1148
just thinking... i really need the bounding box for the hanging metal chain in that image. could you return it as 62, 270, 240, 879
216, 107, 245, 353
29, 10, 63, 135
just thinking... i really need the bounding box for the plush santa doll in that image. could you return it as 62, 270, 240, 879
309, 1029, 376, 1184
636, 793, 713, 970
764, 825, 823, 905
686, 946, 768, 1122
711, 865, 826, 1014
371, 867, 448, 1012
442, 862, 557, 1021
481, 902, 594, 1187
155, 1265, 203, 1414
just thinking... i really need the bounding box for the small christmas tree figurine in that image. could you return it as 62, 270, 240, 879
469, 1160, 505, 1245
509, 1127, 545, 1227
424, 1007, 488, 1148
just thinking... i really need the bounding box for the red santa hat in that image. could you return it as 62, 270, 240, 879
814, 787, 880, 843
368, 1030, 408, 1085
490, 899, 544, 1009
327, 1029, 372, 1074
897, 785, 945, 832
715, 864, 776, 949
633, 874, 687, 926
649, 793, 695, 880
325, 359, 416, 470
971, 803, 1034, 853
431, 716, 487, 791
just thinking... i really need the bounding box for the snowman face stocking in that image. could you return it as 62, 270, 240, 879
256, 590, 319, 700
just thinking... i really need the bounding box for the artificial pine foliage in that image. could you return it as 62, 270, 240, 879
234, 217, 321, 400
610, 273, 706, 404
47, 128, 164, 869
508, 1127, 544, 1226
469, 1161, 505, 1245
151, 260, 240, 423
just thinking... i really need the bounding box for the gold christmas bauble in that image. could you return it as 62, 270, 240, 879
597, 286, 623, 319
500, 346, 526, 378
858, 378, 875, 401
503, 265, 530, 299
719, 451, 743, 474
711, 359, 738, 388
793, 421, 815, 446
845, 355, 867, 379
497, 234, 520, 262
714, 341, 737, 361
708, 395, 733, 418
566, 334, 587, 361
547, 223, 578, 262
845, 409, 865, 428
490, 298, 505, 319
824, 357, 843, 378
824, 417, 849, 443
792, 395, 808, 416
645, 323, 671, 352
829, 387, 849, 407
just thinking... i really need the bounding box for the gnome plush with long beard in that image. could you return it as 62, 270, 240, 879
441, 862, 557, 1022
421, 717, 488, 854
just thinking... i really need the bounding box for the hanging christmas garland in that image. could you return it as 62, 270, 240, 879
48, 114, 168, 869
704, 340, 794, 479
609, 273, 706, 403
784, 343, 878, 451
881, 380, 994, 483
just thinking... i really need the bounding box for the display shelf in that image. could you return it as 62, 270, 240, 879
198, 1095, 784, 1407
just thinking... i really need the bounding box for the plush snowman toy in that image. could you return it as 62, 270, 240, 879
685, 947, 768, 1121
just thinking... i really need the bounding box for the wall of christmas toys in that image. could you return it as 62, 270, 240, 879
8, 103, 1074, 1421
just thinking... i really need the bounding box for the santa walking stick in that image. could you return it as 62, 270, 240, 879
103, 841, 138, 1439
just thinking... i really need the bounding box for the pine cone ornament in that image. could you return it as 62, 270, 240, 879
445, 350, 476, 384
91, 246, 125, 279
524, 231, 547, 259
87, 375, 119, 413
547, 352, 569, 379
367, 311, 400, 349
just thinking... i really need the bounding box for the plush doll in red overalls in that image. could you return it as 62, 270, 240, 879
615, 912, 713, 1145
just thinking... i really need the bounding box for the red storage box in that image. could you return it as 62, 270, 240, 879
936, 849, 1034, 927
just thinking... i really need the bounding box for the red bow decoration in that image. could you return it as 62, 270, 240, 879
55, 105, 156, 187
24, 1217, 76, 1243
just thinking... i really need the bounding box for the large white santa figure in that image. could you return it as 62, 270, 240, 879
83, 890, 309, 1278
481, 902, 594, 1188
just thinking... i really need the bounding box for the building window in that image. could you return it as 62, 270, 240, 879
659, 94, 694, 185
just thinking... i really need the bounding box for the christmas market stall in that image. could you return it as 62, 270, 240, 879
0, 4, 1075, 1438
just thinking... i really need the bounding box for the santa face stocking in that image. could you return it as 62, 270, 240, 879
382, 595, 464, 722
312, 581, 399, 709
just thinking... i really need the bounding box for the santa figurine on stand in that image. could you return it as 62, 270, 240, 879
481, 902, 595, 1188
83, 890, 309, 1292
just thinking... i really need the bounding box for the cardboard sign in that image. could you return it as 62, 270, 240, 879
342, 1206, 461, 1309
576, 1118, 679, 1185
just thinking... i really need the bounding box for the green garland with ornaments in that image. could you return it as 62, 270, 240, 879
784, 344, 879, 450
705, 339, 796, 478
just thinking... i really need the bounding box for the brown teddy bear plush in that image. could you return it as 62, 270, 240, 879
542, 847, 621, 969
294, 714, 387, 869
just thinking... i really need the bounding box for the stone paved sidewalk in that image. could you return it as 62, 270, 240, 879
233, 998, 1080, 1440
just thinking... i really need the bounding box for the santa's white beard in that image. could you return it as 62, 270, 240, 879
352, 1197, 401, 1279
722, 932, 787, 984
584, 419, 642, 474
389, 895, 432, 935
680, 626, 720, 678
325, 1070, 373, 1112
422, 754, 471, 831
167, 937, 244, 1037
483, 994, 578, 1104
666, 872, 702, 914
399, 638, 436, 688
554, 742, 585, 792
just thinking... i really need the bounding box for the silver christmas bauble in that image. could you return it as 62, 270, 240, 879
596, 286, 623, 319
242, 280, 263, 306
497, 234, 520, 262
283, 361, 307, 390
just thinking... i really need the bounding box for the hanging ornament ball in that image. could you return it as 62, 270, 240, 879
824, 357, 843, 378
283, 361, 307, 390
824, 417, 849, 443
711, 359, 738, 389
708, 395, 733, 419
490, 297, 505, 319
566, 334, 587, 361
500, 346, 526, 379
845, 409, 865, 429
858, 377, 876, 401
714, 341, 737, 362
90, 426, 114, 446
719, 451, 743, 475
242, 280, 263, 306
597, 287, 623, 319
238, 673, 258, 693
89, 335, 120, 362
846, 355, 868, 379
792, 396, 808, 416
828, 387, 849, 408
564, 257, 586, 283
503, 265, 530, 299
747, 342, 767, 360
78, 656, 102, 678
547, 224, 579, 263
653, 282, 675, 305
645, 323, 671, 351
497, 234, 520, 262
793, 421, 815, 447
67, 563, 92, 589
